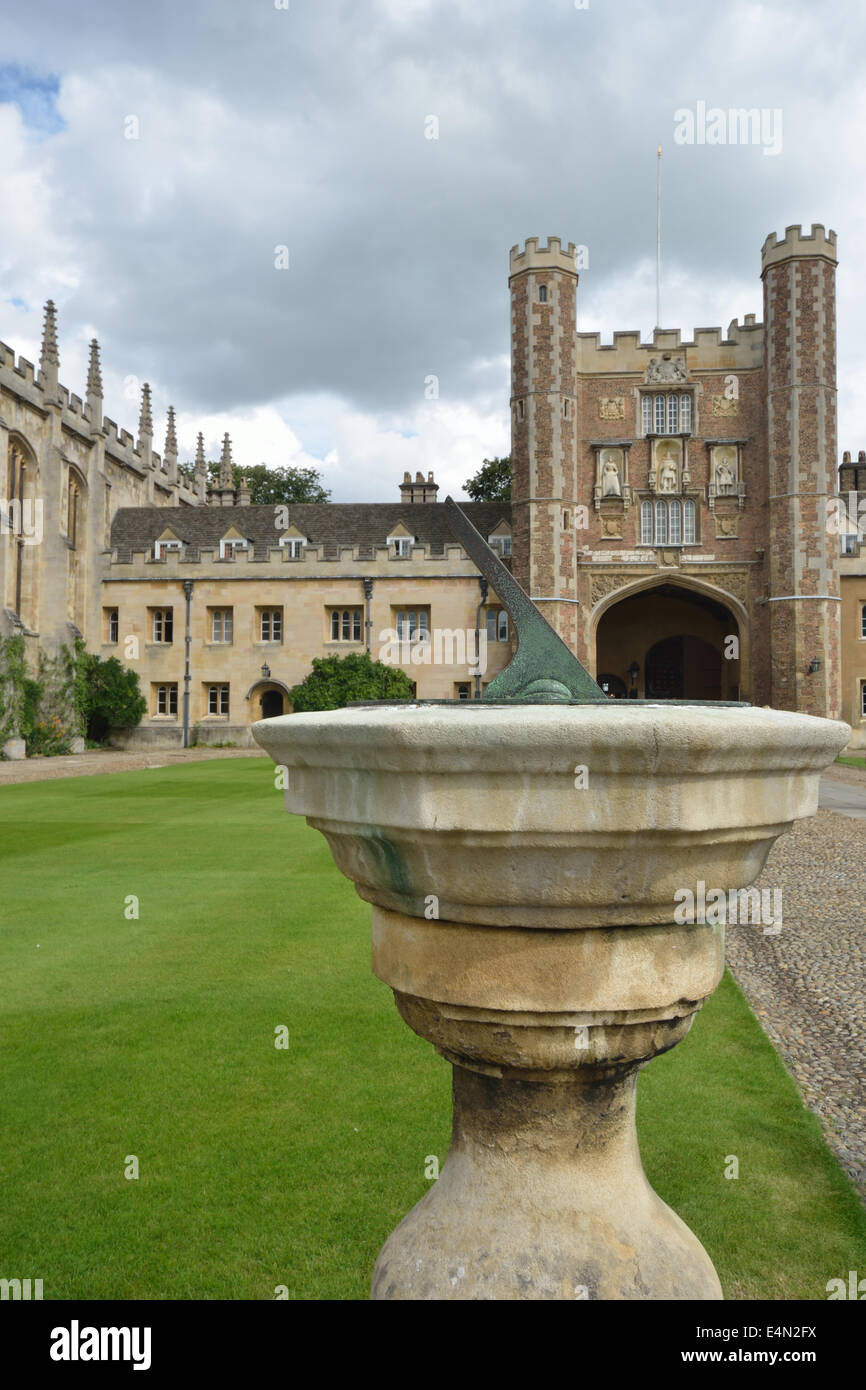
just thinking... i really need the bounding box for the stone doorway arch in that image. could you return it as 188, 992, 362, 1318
592, 579, 745, 701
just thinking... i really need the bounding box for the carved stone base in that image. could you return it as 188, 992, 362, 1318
372, 1063, 721, 1301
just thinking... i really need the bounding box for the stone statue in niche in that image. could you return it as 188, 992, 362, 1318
714, 449, 737, 494
656, 442, 679, 493
601, 450, 622, 497
646, 355, 687, 383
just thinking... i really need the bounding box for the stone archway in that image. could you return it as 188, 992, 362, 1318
246, 678, 292, 722
593, 580, 744, 701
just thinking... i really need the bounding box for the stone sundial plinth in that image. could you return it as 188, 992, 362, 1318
253, 499, 849, 1300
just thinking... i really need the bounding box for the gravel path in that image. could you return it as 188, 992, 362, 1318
0, 746, 266, 785
727, 800, 866, 1200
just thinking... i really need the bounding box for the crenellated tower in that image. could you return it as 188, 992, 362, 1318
509, 237, 579, 649
762, 224, 840, 718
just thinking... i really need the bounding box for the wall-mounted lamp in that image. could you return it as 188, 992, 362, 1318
261, 662, 271, 680
808, 658, 821, 674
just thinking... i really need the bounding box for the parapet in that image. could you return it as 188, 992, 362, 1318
761, 224, 837, 273
509, 237, 579, 278
576, 320, 763, 374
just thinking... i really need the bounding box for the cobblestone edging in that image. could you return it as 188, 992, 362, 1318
727, 804, 866, 1200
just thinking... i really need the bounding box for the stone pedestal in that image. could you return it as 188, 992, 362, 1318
2, 737, 26, 761
253, 702, 849, 1300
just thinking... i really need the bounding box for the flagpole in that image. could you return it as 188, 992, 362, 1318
656, 145, 662, 332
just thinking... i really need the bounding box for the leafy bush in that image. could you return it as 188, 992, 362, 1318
287, 652, 414, 713
75, 649, 146, 742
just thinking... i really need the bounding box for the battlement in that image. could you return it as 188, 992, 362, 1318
761, 223, 837, 272
509, 237, 579, 278
109, 540, 476, 572
576, 319, 763, 374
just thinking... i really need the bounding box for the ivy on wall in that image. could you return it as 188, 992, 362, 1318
0, 637, 145, 757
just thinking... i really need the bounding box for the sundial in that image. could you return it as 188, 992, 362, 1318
442, 496, 607, 703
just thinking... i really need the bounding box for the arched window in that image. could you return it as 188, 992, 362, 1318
68, 474, 81, 548
497, 610, 509, 642
538, 284, 547, 303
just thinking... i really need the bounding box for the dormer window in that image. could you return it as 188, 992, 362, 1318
219, 537, 249, 560
488, 533, 512, 558
387, 533, 414, 558
153, 538, 182, 560
279, 536, 306, 558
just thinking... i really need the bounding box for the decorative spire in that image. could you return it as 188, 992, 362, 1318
40, 299, 59, 367
194, 432, 208, 501
87, 338, 103, 394
163, 405, 178, 484
138, 382, 153, 438
38, 299, 59, 398
219, 432, 233, 489
85, 338, 103, 426
164, 405, 178, 456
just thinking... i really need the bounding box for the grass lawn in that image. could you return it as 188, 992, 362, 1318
1, 758, 864, 1300
836, 754, 866, 770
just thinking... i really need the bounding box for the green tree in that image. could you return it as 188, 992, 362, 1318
287, 652, 414, 713
178, 461, 331, 504
463, 456, 511, 502
75, 649, 147, 742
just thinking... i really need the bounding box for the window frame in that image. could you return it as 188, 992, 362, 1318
151, 608, 174, 644
207, 684, 230, 716
395, 608, 430, 642
259, 608, 283, 642
155, 683, 178, 717
106, 608, 119, 644
329, 608, 363, 643
639, 498, 697, 547
210, 608, 233, 643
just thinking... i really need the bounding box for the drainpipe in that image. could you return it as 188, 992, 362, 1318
364, 578, 373, 654
182, 579, 193, 747
474, 577, 489, 700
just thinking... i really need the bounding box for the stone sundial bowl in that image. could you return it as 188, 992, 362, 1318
253, 501, 849, 1301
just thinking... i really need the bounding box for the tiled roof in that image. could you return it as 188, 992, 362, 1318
111, 501, 513, 561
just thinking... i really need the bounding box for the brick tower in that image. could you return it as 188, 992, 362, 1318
762, 225, 840, 718
509, 237, 579, 648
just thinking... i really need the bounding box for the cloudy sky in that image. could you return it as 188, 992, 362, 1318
1, 0, 865, 500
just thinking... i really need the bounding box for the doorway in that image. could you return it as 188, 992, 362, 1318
260, 689, 285, 719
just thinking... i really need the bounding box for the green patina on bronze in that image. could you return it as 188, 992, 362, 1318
443, 496, 607, 704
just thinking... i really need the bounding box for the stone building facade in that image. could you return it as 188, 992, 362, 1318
1, 222, 859, 751
509, 224, 842, 718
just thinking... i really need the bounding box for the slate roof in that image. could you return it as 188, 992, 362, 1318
111, 501, 513, 562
